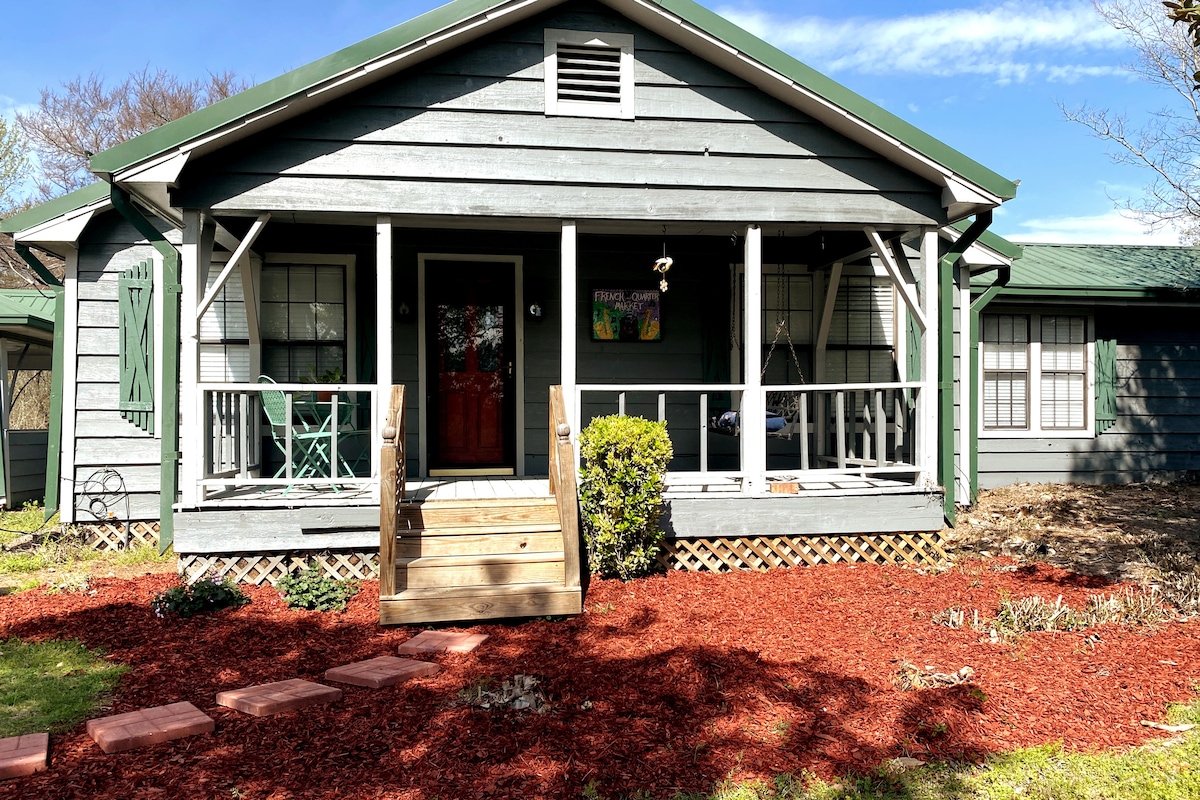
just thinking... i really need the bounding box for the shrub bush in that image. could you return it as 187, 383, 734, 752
276, 562, 359, 611
578, 414, 673, 580
151, 572, 249, 618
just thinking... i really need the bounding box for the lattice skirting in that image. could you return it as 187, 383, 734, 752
178, 550, 380, 585
658, 532, 947, 572
78, 521, 161, 552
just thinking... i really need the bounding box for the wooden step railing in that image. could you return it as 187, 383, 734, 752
548, 385, 582, 591
379, 385, 406, 597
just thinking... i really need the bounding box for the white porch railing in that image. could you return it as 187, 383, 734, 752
575, 381, 923, 485
198, 382, 379, 501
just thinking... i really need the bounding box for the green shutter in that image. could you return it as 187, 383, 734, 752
119, 260, 155, 434
1095, 338, 1118, 435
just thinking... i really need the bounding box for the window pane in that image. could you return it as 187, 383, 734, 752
261, 269, 287, 302
288, 266, 315, 302
314, 303, 345, 341
315, 266, 344, 302
1041, 315, 1086, 371
288, 303, 317, 340
983, 371, 1028, 429
1041, 372, 1085, 428
261, 303, 289, 339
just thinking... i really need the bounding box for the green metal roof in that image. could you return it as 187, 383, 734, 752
86, 0, 1017, 200
980, 243, 1200, 295
0, 182, 110, 235
0, 289, 57, 330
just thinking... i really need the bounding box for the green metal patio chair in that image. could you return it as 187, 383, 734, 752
258, 375, 332, 487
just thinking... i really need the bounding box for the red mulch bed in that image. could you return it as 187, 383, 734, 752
2, 561, 1199, 799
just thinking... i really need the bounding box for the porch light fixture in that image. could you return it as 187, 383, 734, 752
528, 302, 544, 320
397, 301, 411, 319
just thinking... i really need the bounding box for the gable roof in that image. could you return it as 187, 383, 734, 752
0, 182, 111, 236
1004, 243, 1200, 295
85, 0, 1016, 205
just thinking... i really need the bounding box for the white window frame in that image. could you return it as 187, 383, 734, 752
544, 28, 635, 120
979, 311, 1095, 439
260, 253, 357, 383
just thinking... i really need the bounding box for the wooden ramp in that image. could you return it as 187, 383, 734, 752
377, 385, 583, 626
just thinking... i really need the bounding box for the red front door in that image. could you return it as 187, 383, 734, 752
427, 261, 514, 471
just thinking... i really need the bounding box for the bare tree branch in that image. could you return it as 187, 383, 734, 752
16, 68, 247, 201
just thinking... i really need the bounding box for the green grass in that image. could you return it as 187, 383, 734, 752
583, 698, 1200, 800
0, 503, 55, 548
0, 638, 127, 737
0, 503, 172, 592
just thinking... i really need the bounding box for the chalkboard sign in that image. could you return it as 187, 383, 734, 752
591, 288, 662, 341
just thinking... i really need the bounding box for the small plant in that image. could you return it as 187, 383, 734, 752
276, 562, 358, 612
578, 414, 673, 580
151, 571, 249, 618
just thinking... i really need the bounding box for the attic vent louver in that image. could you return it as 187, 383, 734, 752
545, 29, 634, 119
557, 44, 622, 104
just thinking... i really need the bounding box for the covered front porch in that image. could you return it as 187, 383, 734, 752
180, 216, 947, 516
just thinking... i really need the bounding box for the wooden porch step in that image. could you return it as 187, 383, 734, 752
396, 527, 565, 558
380, 582, 582, 626
395, 552, 565, 590
397, 497, 559, 530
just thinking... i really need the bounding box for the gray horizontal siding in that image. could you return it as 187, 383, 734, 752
70, 212, 165, 521
979, 334, 1200, 488
5, 430, 48, 507
176, 1, 942, 227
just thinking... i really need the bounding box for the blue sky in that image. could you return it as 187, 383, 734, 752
0, 0, 1186, 244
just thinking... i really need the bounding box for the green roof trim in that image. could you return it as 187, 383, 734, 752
0, 289, 57, 330
975, 243, 1200, 294
86, 0, 1017, 201
950, 218, 1023, 260
0, 182, 110, 235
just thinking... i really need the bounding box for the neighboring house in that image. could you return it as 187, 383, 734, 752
970, 243, 1200, 490
1, 0, 1021, 622
0, 290, 56, 509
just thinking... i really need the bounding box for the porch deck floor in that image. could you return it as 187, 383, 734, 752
193, 473, 922, 508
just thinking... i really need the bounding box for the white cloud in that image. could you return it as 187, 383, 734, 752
717, 1, 1130, 84
1005, 210, 1183, 244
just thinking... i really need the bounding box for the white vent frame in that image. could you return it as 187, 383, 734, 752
544, 28, 635, 120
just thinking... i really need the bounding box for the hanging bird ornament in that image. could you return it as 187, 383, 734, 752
653, 256, 673, 292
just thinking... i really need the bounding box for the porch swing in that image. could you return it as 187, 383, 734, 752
710, 258, 808, 439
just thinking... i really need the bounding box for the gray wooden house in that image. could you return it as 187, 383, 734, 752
968, 242, 1200, 490
2, 0, 1019, 623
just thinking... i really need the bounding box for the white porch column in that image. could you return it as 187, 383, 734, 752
59, 248, 79, 523
919, 228, 940, 485
376, 217, 393, 479
179, 210, 204, 507
561, 221, 577, 432
956, 263, 972, 502
742, 224, 765, 494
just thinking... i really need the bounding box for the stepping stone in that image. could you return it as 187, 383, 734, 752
0, 733, 49, 780
397, 630, 488, 655
325, 656, 441, 689
216, 679, 342, 717
86, 702, 214, 754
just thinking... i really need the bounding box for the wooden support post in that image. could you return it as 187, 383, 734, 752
742, 225, 765, 494
59, 249, 79, 524
379, 385, 405, 599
